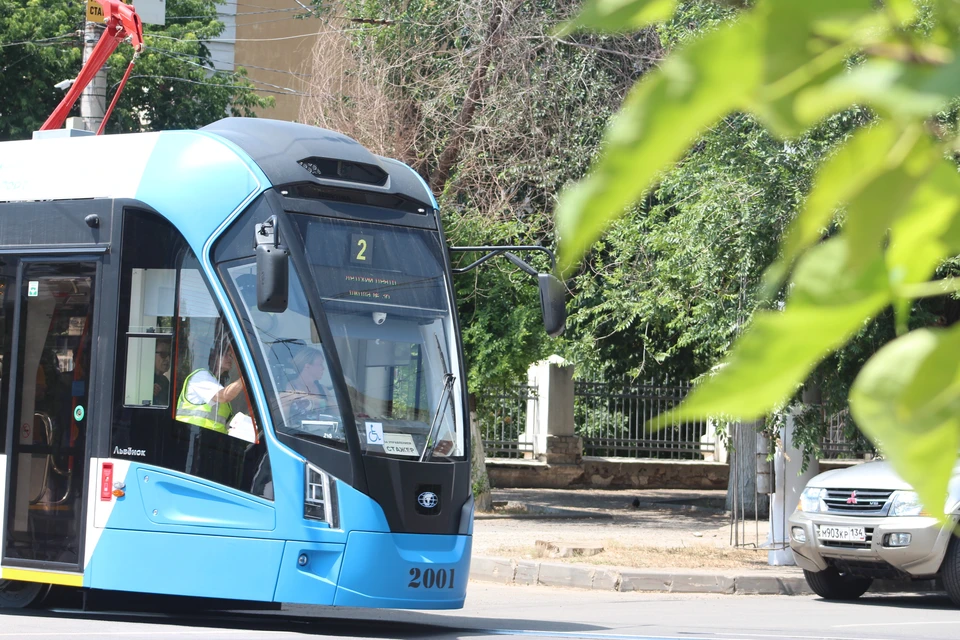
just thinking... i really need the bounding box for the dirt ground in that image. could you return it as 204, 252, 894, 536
473, 488, 791, 571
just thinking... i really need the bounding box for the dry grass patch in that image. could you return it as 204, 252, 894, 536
487, 541, 771, 570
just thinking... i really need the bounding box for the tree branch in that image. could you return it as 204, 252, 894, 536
429, 0, 515, 194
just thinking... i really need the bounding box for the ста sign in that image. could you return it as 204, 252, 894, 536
87, 0, 165, 25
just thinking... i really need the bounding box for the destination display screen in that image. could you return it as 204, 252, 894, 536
298, 216, 448, 313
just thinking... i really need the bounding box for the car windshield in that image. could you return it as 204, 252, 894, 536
224, 214, 463, 461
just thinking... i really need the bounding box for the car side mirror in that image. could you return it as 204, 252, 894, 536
538, 273, 566, 337
255, 215, 289, 313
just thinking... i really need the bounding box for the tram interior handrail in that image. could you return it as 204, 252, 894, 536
28, 411, 73, 507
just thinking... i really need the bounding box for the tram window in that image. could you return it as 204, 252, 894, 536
225, 261, 346, 449
123, 335, 173, 407
112, 210, 272, 499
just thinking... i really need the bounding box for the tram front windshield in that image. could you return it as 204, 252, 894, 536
226, 215, 463, 461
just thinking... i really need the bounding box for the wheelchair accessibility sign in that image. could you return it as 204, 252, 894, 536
365, 421, 384, 445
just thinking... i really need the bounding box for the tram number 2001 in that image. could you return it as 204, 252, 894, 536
408, 567, 456, 589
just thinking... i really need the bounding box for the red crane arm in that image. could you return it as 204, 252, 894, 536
40, 0, 144, 132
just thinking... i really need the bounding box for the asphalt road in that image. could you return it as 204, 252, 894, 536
1, 584, 959, 639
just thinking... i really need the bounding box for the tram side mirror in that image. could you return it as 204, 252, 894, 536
255, 216, 290, 313
538, 273, 566, 337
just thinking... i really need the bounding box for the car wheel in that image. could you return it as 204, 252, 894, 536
941, 536, 960, 606
0, 579, 50, 609
803, 567, 872, 600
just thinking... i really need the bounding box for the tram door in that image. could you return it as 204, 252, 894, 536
2, 262, 97, 570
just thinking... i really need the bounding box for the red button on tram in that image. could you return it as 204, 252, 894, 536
101, 463, 114, 501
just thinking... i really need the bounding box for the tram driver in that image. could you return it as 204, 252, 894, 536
279, 347, 337, 419
176, 335, 258, 444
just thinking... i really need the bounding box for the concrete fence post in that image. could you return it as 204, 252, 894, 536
522, 355, 580, 464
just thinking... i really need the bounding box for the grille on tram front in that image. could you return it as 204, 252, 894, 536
823, 488, 894, 514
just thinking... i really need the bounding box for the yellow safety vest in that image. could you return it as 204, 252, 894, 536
176, 369, 232, 434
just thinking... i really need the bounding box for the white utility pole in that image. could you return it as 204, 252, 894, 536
80, 19, 107, 132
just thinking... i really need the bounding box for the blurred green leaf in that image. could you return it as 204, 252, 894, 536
886, 0, 920, 25
660, 237, 889, 421
797, 51, 960, 124
556, 16, 763, 272
753, 0, 876, 135
850, 327, 960, 520
887, 159, 960, 330
552, 0, 960, 513
936, 0, 960, 27
843, 131, 933, 273
764, 122, 909, 293
557, 0, 676, 35
557, 0, 878, 272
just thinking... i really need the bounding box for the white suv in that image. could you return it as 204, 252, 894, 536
789, 461, 960, 603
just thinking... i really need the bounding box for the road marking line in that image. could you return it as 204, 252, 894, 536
715, 632, 896, 640
485, 631, 718, 640
833, 620, 960, 628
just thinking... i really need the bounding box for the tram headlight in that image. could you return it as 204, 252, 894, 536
304, 463, 339, 527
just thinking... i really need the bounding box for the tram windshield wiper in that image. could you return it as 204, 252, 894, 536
420, 331, 456, 462
420, 372, 456, 463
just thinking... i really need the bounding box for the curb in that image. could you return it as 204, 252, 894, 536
469, 556, 812, 596
475, 510, 614, 521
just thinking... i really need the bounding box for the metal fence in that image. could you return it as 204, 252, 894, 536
475, 377, 872, 462
820, 408, 875, 459
475, 384, 538, 459
574, 379, 713, 459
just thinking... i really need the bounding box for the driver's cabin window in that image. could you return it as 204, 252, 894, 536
113, 209, 272, 498
122, 268, 175, 407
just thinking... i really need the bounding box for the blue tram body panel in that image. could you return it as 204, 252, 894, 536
88, 463, 471, 607
333, 532, 471, 608
1, 123, 473, 609
89, 528, 286, 601
133, 131, 269, 254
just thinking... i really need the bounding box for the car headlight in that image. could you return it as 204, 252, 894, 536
889, 490, 926, 517
799, 487, 826, 513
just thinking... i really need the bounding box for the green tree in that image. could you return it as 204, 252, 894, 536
567, 108, 868, 381
0, 0, 272, 140
557, 0, 960, 514
300, 0, 660, 390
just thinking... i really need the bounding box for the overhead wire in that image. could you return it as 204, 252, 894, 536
0, 33, 78, 48
144, 46, 313, 79
145, 26, 372, 44
115, 74, 310, 96
162, 10, 330, 27
164, 7, 306, 20
230, 0, 312, 11
143, 46, 304, 94
2, 7, 423, 91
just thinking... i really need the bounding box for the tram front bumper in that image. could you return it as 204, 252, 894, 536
335, 532, 471, 609
273, 532, 471, 608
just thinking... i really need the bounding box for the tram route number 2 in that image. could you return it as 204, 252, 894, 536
350, 233, 375, 265
408, 567, 455, 589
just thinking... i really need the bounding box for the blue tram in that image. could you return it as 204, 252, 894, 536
0, 118, 562, 609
